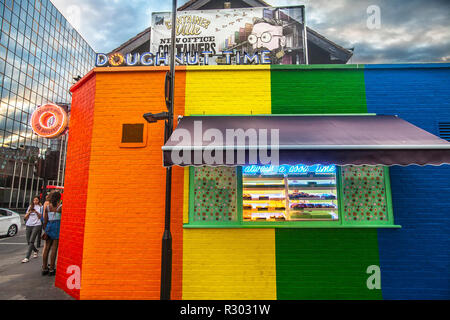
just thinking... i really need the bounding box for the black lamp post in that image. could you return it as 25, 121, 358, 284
143, 0, 177, 301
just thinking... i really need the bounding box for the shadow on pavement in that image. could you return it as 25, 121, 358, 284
0, 226, 73, 300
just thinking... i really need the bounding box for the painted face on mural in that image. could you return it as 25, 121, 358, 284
248, 22, 286, 51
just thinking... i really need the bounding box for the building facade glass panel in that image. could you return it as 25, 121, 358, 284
0, 0, 96, 209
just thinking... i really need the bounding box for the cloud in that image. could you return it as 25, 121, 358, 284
51, 0, 184, 52
303, 0, 450, 63
50, 0, 450, 63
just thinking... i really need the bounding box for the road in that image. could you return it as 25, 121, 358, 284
0, 223, 73, 300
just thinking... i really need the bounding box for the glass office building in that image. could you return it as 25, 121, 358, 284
0, 0, 96, 209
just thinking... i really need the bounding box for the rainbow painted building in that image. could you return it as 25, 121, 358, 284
56, 64, 450, 300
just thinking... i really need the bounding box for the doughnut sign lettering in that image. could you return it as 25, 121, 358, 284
31, 104, 68, 138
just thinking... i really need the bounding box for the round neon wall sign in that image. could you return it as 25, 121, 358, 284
31, 103, 68, 138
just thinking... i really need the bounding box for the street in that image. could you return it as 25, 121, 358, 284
0, 223, 72, 300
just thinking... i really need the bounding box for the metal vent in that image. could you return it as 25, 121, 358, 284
121, 124, 144, 143
438, 122, 450, 142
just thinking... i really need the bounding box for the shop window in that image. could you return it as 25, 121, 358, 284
186, 165, 397, 228
242, 165, 339, 222
119, 123, 147, 148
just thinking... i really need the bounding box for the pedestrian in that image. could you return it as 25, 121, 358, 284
37, 194, 51, 248
21, 196, 42, 263
41, 192, 62, 276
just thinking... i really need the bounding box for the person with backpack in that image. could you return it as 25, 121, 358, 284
37, 194, 51, 248
41, 192, 62, 276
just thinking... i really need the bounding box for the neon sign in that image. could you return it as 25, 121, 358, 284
95, 51, 272, 67
243, 164, 336, 175
31, 104, 68, 139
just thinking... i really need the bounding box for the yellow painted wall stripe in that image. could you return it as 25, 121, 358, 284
185, 65, 271, 115
182, 229, 277, 300
182, 67, 275, 300
183, 167, 190, 224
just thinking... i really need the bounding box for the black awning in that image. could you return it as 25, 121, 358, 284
162, 115, 450, 167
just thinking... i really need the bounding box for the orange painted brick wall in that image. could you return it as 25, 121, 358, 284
78, 68, 185, 299
56, 72, 96, 299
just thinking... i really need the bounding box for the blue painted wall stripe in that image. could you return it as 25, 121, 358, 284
365, 63, 450, 69
364, 66, 450, 299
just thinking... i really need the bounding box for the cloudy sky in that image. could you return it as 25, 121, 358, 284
51, 0, 450, 64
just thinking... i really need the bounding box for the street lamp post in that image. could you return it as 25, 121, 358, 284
143, 0, 177, 300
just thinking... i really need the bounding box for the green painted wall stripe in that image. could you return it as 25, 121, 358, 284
270, 67, 382, 299
270, 66, 368, 114
275, 229, 382, 300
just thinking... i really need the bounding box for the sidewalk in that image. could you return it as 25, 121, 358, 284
0, 226, 73, 300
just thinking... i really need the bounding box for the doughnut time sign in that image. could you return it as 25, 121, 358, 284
31, 103, 68, 139
95, 50, 273, 67
96, 6, 306, 67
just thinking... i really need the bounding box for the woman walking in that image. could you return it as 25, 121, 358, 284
22, 196, 42, 263
42, 192, 62, 276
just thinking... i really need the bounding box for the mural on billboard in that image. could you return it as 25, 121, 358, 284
151, 6, 306, 65
95, 6, 306, 67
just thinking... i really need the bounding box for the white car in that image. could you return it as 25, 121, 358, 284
0, 208, 22, 237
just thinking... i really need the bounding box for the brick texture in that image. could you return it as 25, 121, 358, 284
55, 72, 96, 299
182, 68, 275, 299
365, 65, 450, 299
270, 65, 367, 114
78, 68, 186, 300
183, 229, 277, 300
185, 65, 271, 115
275, 229, 382, 300
63, 64, 450, 300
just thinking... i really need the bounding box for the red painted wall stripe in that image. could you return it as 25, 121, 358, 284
55, 73, 96, 299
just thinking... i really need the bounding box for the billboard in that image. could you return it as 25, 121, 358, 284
150, 6, 306, 65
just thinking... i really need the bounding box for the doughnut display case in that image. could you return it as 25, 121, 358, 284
243, 172, 339, 222
242, 176, 288, 221
287, 175, 339, 221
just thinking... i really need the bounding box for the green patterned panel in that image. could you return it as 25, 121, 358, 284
341, 166, 392, 225
193, 167, 237, 223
